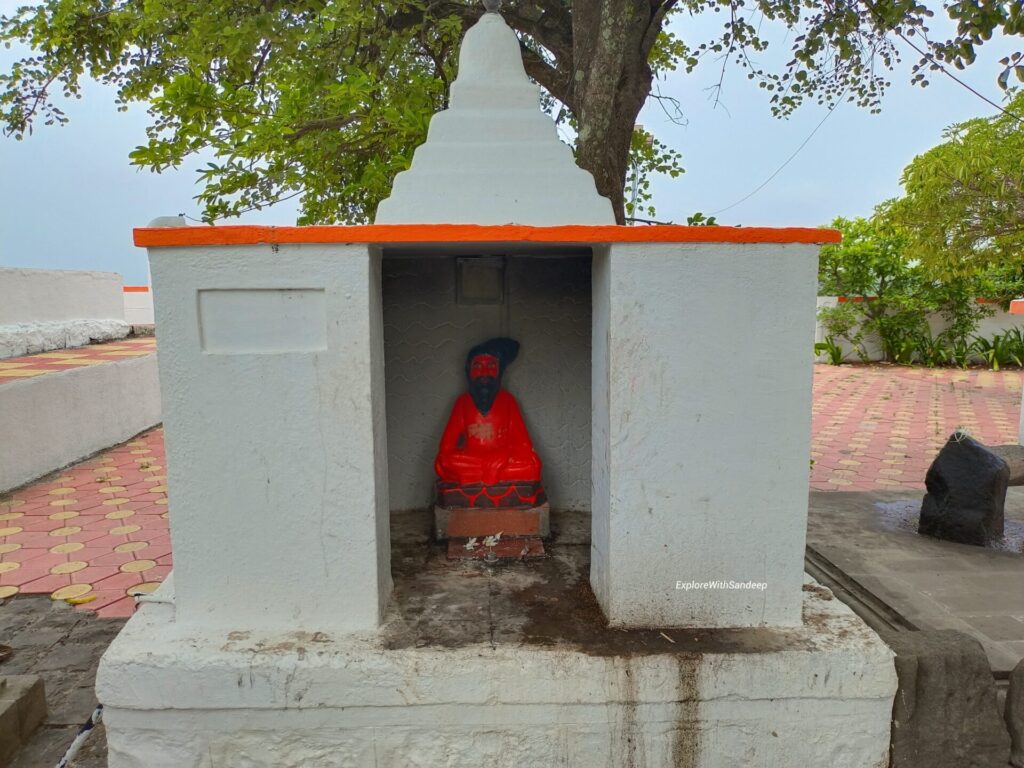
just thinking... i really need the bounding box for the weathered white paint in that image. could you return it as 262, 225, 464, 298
148, 243, 391, 631
383, 255, 591, 511
0, 267, 129, 358
0, 355, 161, 492
374, 13, 614, 226
592, 243, 819, 628
96, 576, 896, 768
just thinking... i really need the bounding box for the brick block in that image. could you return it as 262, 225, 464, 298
435, 503, 549, 540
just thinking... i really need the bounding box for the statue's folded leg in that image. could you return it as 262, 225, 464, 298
498, 453, 542, 482
436, 453, 489, 485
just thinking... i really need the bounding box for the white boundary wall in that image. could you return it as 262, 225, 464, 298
0, 355, 161, 492
123, 288, 155, 326
0, 268, 129, 358
815, 296, 1024, 362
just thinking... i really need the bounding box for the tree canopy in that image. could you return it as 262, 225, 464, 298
889, 89, 1024, 277
2, 0, 1021, 224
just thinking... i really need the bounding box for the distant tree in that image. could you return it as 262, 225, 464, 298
890, 89, 1024, 278
2, 0, 1021, 224
817, 215, 931, 362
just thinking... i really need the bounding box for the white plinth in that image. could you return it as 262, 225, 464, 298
591, 243, 819, 628
148, 243, 391, 631
97, 573, 895, 768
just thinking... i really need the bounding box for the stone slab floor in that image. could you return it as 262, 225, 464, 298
807, 486, 1024, 675
0, 595, 121, 767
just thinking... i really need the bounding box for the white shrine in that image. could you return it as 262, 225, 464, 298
96, 9, 898, 767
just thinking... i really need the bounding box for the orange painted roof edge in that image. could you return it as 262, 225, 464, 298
122, 285, 150, 292
133, 223, 841, 248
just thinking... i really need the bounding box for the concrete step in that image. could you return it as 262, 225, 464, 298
0, 675, 46, 766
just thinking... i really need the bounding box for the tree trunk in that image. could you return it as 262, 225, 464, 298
569, 0, 655, 223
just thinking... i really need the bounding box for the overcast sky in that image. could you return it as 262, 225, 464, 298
0, 3, 1018, 284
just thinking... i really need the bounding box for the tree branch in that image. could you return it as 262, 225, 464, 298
641, 0, 679, 57
389, 1, 573, 71
285, 113, 362, 142
520, 43, 572, 106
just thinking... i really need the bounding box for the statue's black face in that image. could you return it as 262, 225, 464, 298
468, 353, 501, 415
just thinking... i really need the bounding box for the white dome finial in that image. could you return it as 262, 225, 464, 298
482, 0, 501, 12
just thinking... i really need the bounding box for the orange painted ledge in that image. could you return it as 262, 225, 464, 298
123, 285, 150, 292
134, 223, 841, 248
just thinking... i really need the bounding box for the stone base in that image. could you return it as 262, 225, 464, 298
434, 502, 550, 540
98, 570, 896, 768
0, 676, 46, 766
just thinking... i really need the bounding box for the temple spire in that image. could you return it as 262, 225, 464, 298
374, 12, 614, 226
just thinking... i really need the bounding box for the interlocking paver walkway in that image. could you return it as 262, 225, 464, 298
811, 364, 1022, 491
0, 337, 164, 617
0, 337, 156, 383
0, 359, 1021, 616
0, 425, 169, 617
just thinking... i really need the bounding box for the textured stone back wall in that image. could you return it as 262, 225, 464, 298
383, 255, 591, 512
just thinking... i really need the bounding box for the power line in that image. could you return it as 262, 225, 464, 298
895, 31, 1022, 124
708, 22, 1021, 217
709, 94, 843, 216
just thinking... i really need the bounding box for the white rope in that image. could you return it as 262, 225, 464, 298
55, 704, 103, 768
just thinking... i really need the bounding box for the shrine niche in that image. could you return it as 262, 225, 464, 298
433, 336, 550, 559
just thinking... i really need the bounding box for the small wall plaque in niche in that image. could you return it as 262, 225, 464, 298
198, 289, 327, 354
456, 256, 505, 305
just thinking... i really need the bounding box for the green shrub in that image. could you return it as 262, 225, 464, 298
818, 214, 1022, 366
814, 337, 846, 365
971, 333, 1023, 371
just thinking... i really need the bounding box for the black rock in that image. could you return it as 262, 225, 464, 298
919, 433, 1008, 546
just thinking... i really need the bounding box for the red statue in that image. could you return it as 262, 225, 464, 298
435, 338, 544, 507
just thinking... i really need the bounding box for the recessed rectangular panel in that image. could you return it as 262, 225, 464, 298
198, 289, 326, 354
457, 256, 505, 305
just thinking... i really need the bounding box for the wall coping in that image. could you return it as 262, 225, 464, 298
134, 224, 841, 249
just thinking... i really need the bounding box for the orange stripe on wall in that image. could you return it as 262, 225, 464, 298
133, 223, 842, 248
123, 286, 150, 292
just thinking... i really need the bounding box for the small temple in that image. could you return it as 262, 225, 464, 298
95, 6, 899, 767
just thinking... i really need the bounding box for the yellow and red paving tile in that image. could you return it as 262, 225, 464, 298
0, 351, 1022, 617
811, 364, 1022, 491
0, 336, 156, 383
0, 425, 168, 618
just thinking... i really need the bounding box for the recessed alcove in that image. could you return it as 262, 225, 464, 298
380, 247, 593, 514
